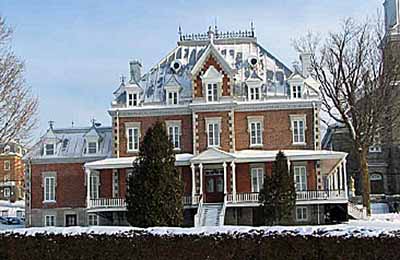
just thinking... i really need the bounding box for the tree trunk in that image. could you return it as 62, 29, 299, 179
359, 149, 371, 216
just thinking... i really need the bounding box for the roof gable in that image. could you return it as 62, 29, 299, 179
191, 43, 234, 77
191, 147, 234, 163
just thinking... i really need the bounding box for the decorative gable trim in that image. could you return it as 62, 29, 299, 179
191, 43, 234, 77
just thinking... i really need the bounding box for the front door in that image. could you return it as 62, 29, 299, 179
204, 169, 224, 203
65, 214, 77, 227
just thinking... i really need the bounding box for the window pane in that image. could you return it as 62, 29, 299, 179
213, 84, 218, 101
214, 124, 220, 146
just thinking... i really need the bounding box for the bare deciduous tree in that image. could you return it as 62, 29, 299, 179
294, 18, 400, 215
0, 16, 38, 145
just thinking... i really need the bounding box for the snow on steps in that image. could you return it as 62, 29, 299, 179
201, 204, 223, 226
348, 202, 367, 220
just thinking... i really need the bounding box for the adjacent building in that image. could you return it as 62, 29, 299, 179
0, 141, 26, 202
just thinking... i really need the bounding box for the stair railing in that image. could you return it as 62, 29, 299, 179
218, 193, 227, 226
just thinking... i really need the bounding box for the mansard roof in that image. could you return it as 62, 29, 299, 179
24, 125, 112, 163
112, 26, 294, 106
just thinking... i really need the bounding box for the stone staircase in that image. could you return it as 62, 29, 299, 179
200, 203, 224, 226
348, 201, 367, 219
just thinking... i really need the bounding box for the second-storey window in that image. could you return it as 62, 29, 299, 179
168, 125, 180, 149
207, 122, 220, 147
292, 119, 306, 144
90, 175, 99, 199
44, 176, 56, 202
207, 83, 218, 102
167, 91, 179, 105
3, 188, 10, 198
294, 166, 307, 191
249, 87, 261, 100
251, 168, 264, 192
4, 160, 10, 171
127, 92, 138, 107
250, 122, 263, 146
127, 128, 139, 152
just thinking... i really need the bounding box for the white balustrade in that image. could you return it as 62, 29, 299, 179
88, 198, 127, 209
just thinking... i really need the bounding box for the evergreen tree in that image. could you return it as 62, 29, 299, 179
126, 121, 184, 227
259, 151, 296, 225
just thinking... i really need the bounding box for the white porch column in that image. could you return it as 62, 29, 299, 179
231, 161, 236, 202
86, 168, 91, 208
287, 159, 291, 173
343, 159, 348, 197
199, 163, 203, 196
191, 163, 196, 204
338, 165, 342, 190
334, 170, 338, 190
223, 161, 227, 194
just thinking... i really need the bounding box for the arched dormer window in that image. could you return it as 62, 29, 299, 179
201, 66, 223, 102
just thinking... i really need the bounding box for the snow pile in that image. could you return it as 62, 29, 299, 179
3, 219, 400, 238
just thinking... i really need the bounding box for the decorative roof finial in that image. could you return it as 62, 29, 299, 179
214, 17, 218, 35
207, 25, 215, 44
178, 25, 182, 41
250, 21, 255, 37
91, 118, 96, 127
48, 120, 55, 130
120, 74, 126, 85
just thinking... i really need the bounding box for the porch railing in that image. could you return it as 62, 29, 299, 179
88, 198, 126, 209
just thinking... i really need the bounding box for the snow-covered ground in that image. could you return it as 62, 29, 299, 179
0, 200, 24, 218
2, 214, 400, 237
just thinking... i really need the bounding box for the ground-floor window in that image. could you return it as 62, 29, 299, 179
45, 215, 56, 227
296, 206, 308, 221
88, 214, 99, 226
1, 210, 8, 217
251, 168, 264, 192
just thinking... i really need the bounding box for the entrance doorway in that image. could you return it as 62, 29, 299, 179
204, 168, 224, 203
65, 214, 77, 227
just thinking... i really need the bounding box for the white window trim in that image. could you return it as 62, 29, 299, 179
296, 206, 308, 221
126, 122, 141, 153
43, 175, 56, 203
205, 117, 222, 148
248, 86, 261, 101
89, 173, 100, 199
166, 120, 182, 150
251, 167, 264, 192
44, 215, 56, 227
290, 115, 307, 145
247, 116, 264, 147
3, 187, 10, 198
4, 160, 10, 171
88, 214, 99, 226
294, 166, 307, 191
166, 86, 180, 106
201, 66, 223, 102
126, 91, 139, 107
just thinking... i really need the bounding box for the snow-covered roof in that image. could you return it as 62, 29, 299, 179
25, 126, 112, 163
112, 26, 295, 107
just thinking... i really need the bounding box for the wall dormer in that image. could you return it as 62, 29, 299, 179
43, 122, 58, 156
125, 83, 142, 108
288, 74, 305, 99
164, 75, 181, 106
246, 71, 263, 101
201, 66, 223, 102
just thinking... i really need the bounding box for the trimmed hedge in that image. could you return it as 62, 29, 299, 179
1, 231, 399, 260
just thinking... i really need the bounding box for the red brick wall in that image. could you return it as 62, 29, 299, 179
0, 155, 24, 187
31, 163, 85, 209
99, 169, 112, 198
180, 166, 192, 194
236, 163, 250, 193
234, 109, 314, 150
197, 111, 230, 152
193, 55, 231, 98
307, 161, 316, 190
118, 115, 193, 157
119, 169, 127, 198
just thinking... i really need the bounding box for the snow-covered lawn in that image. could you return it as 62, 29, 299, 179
2, 214, 400, 238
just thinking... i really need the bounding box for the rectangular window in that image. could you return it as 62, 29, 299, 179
1, 210, 8, 217
45, 215, 56, 227
250, 122, 262, 146
207, 122, 220, 147
296, 207, 308, 221
127, 92, 138, 107
292, 85, 302, 98
90, 175, 99, 199
168, 91, 178, 105
88, 142, 97, 154
207, 83, 218, 102
88, 214, 99, 226
249, 87, 261, 100
44, 176, 56, 202
45, 144, 55, 156
294, 166, 307, 191
292, 119, 305, 144
251, 168, 264, 192
127, 127, 139, 152
3, 187, 10, 198
4, 160, 10, 171
168, 125, 180, 149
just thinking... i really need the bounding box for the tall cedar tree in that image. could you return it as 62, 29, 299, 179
259, 151, 296, 225
126, 121, 184, 227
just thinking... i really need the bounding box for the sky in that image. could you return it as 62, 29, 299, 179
0, 0, 383, 140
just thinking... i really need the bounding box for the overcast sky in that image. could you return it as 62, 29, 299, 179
0, 0, 383, 139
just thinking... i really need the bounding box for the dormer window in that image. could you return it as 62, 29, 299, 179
127, 92, 138, 107
44, 143, 55, 156
167, 90, 179, 105
207, 83, 219, 102
249, 86, 261, 101
292, 85, 302, 99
